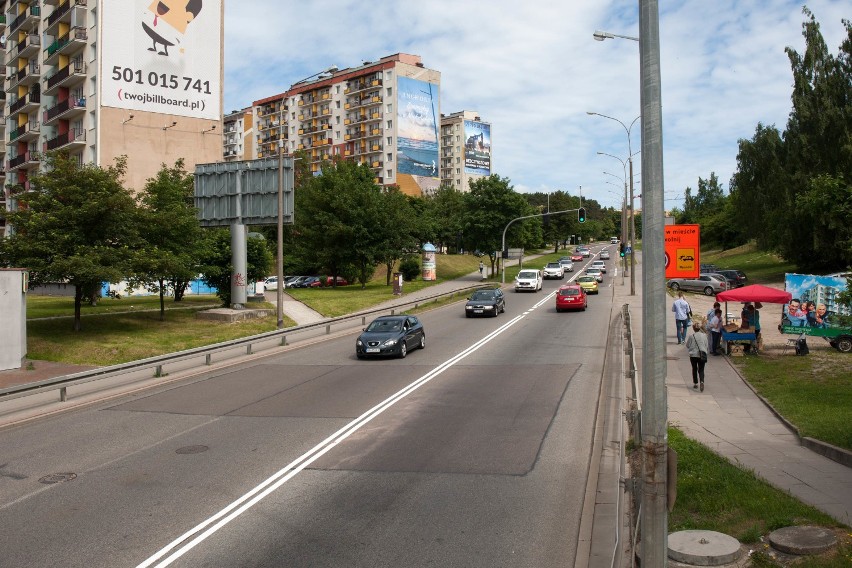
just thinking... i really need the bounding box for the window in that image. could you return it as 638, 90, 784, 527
456, 179, 461, 185
387, 136, 392, 145
456, 157, 460, 163
386, 120, 392, 129
335, 101, 340, 108
386, 70, 393, 80
456, 146, 460, 153
387, 152, 392, 162
335, 85, 340, 94
386, 104, 392, 113
386, 87, 392, 97
387, 169, 393, 178
456, 168, 461, 174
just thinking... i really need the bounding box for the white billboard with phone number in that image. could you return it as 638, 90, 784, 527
101, 0, 221, 120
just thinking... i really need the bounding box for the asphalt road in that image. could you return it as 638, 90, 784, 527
0, 251, 619, 567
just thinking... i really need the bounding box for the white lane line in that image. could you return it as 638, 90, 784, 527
137, 313, 527, 567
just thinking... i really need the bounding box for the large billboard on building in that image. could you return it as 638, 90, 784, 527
464, 120, 491, 175
101, 0, 222, 120
397, 76, 440, 194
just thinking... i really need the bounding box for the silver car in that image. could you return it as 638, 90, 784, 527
667, 273, 728, 295
558, 257, 574, 272
542, 262, 565, 279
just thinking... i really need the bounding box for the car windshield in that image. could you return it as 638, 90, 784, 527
366, 319, 402, 332
470, 291, 496, 301
546, 263, 561, 268
518, 271, 537, 279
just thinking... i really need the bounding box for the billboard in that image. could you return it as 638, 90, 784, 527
101, 0, 222, 120
664, 224, 700, 278
464, 120, 491, 175
397, 76, 439, 194
780, 273, 851, 339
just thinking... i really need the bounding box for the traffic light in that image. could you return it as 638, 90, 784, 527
578, 207, 586, 223
620, 242, 626, 257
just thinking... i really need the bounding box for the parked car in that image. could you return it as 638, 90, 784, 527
715, 269, 747, 288
585, 267, 604, 283
465, 288, 506, 317
285, 276, 311, 288
325, 276, 350, 286
291, 276, 319, 288
667, 274, 728, 295
600, 250, 611, 260
577, 275, 599, 294
591, 259, 607, 274
555, 284, 587, 312
263, 276, 280, 291
515, 269, 543, 292
558, 257, 574, 272
356, 315, 425, 359
699, 263, 718, 274
542, 262, 565, 279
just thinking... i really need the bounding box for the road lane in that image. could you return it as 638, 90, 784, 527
0, 260, 617, 567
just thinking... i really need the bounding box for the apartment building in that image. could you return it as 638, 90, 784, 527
1, 0, 224, 237
223, 107, 255, 162
440, 110, 491, 192
253, 53, 441, 197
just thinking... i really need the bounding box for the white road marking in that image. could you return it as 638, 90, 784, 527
138, 313, 528, 567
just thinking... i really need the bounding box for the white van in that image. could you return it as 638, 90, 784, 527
515, 269, 543, 292
610, 237, 619, 244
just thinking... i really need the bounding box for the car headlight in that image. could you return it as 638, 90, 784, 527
356, 339, 363, 346
382, 339, 398, 347
484, 305, 494, 309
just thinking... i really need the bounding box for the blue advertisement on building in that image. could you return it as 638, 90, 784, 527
397, 77, 439, 192
464, 120, 491, 175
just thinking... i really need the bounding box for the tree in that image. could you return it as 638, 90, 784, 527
0, 153, 137, 331
419, 186, 465, 253
198, 229, 272, 307
462, 175, 538, 275
132, 159, 202, 320
375, 188, 419, 286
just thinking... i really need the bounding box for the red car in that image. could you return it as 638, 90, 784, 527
570, 253, 584, 262
555, 284, 587, 312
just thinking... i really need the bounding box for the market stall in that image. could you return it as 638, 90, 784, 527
715, 284, 792, 355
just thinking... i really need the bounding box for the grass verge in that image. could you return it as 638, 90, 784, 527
666, 427, 850, 567
702, 243, 799, 284
26, 294, 222, 319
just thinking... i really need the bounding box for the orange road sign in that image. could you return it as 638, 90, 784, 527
665, 224, 700, 278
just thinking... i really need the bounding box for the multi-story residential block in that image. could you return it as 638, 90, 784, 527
440, 110, 491, 192
223, 107, 255, 162
253, 53, 441, 197
1, 0, 225, 237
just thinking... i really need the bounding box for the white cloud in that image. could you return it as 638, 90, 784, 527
224, 0, 849, 209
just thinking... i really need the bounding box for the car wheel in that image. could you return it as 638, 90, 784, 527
670, 282, 680, 291
399, 342, 407, 358
419, 334, 426, 350
836, 336, 852, 353
703, 286, 714, 296
501, 302, 506, 313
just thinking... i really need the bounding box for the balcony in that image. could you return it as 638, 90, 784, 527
45, 0, 87, 35
44, 26, 88, 66
7, 33, 40, 62
44, 59, 86, 95
44, 127, 86, 152
9, 89, 40, 115
7, 121, 39, 144
7, 150, 41, 171
6, 61, 41, 92
8, 4, 40, 34
42, 96, 86, 125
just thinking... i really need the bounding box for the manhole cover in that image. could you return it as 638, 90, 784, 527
176, 445, 209, 455
39, 473, 77, 484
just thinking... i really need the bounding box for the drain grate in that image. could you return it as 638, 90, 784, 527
176, 445, 209, 455
39, 473, 77, 484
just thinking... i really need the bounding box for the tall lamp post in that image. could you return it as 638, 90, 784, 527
588, 112, 640, 296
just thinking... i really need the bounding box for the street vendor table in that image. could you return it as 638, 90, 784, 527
722, 330, 756, 354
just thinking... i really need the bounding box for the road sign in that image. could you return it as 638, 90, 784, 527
665, 224, 700, 278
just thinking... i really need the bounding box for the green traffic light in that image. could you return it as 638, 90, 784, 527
578, 207, 586, 223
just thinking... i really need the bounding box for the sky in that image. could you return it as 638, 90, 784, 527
223, 1, 848, 211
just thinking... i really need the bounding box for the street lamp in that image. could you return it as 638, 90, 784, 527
588, 112, 641, 296
593, 30, 639, 42
292, 64, 339, 86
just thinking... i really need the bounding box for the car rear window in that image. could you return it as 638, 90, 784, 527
559, 288, 580, 296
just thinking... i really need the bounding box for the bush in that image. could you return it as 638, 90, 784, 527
399, 256, 420, 281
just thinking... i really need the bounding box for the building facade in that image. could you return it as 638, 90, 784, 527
1, 0, 225, 237
440, 110, 491, 192
252, 53, 441, 197
223, 107, 254, 162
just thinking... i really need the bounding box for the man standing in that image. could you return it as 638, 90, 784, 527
672, 291, 691, 344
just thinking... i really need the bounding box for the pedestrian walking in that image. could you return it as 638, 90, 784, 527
672, 291, 692, 344
685, 322, 710, 391
479, 261, 485, 279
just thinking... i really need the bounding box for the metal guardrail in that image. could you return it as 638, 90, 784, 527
0, 283, 491, 406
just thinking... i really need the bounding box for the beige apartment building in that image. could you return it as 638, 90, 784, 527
253, 53, 441, 197
1, 0, 224, 237
223, 106, 255, 162
440, 110, 491, 192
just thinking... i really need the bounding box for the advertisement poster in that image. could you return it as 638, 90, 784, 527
464, 120, 491, 175
664, 224, 700, 278
781, 273, 850, 338
101, 0, 222, 120
397, 76, 439, 194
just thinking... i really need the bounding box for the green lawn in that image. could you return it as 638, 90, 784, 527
702, 243, 798, 284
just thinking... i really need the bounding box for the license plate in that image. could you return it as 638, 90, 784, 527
474, 310, 483, 314
366, 348, 380, 353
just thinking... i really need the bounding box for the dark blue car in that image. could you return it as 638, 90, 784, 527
356, 315, 425, 359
